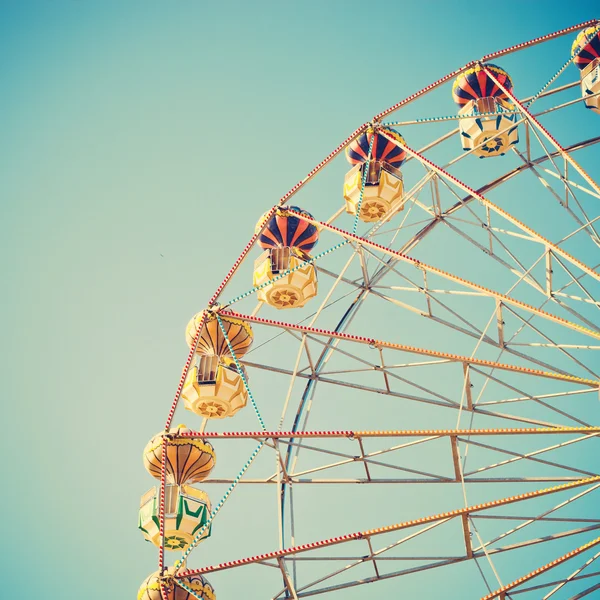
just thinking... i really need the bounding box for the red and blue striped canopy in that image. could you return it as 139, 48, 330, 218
452, 64, 513, 107
572, 27, 600, 71
346, 127, 407, 168
256, 206, 319, 253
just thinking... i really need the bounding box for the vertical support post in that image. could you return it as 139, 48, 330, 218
462, 363, 474, 410
496, 301, 505, 348
461, 514, 474, 558
451, 435, 462, 481
486, 206, 493, 254
564, 158, 569, 208
277, 557, 300, 599
275, 439, 285, 551
423, 270, 433, 317
546, 248, 553, 298
432, 174, 442, 217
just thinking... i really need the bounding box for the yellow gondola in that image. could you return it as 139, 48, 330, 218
344, 127, 407, 222
181, 357, 249, 419
452, 64, 519, 157
253, 207, 319, 309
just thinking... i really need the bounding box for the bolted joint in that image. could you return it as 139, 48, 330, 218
206, 302, 222, 315
276, 206, 291, 218
159, 573, 176, 592
369, 119, 381, 133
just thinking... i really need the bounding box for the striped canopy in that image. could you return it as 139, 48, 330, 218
572, 27, 600, 70
256, 206, 319, 252
143, 425, 216, 485
138, 570, 215, 600
346, 127, 407, 168
452, 64, 514, 107
186, 311, 253, 358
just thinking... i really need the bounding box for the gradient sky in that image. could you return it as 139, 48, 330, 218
1, 2, 599, 599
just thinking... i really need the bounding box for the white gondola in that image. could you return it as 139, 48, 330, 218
580, 58, 600, 114
458, 97, 519, 158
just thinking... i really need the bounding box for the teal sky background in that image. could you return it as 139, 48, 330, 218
1, 1, 599, 599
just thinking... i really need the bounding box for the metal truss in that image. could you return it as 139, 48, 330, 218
179, 428, 600, 485
176, 476, 600, 598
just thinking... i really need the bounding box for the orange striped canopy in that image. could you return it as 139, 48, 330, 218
346, 127, 407, 168
255, 206, 319, 253
138, 569, 215, 600
143, 425, 216, 485
185, 312, 253, 358
452, 64, 514, 107
572, 27, 600, 70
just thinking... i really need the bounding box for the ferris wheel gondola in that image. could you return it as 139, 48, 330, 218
572, 25, 600, 112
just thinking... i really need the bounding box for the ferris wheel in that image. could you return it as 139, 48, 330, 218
137, 19, 600, 600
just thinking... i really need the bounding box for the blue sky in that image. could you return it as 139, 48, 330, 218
1, 2, 598, 599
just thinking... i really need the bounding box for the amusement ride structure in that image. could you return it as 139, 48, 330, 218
137, 20, 600, 600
